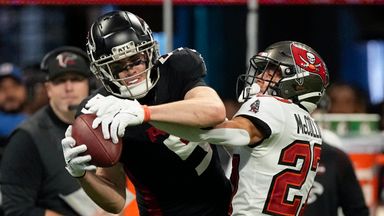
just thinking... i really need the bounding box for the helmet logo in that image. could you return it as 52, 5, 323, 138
112, 41, 136, 60
298, 51, 321, 71
56, 53, 77, 68
291, 43, 328, 86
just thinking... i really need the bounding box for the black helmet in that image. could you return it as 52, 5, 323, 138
237, 41, 329, 113
86, 10, 159, 99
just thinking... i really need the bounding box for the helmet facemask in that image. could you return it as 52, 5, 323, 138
89, 40, 159, 99
86, 11, 160, 99
237, 56, 282, 102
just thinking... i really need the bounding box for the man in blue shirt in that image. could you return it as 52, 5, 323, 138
0, 63, 28, 152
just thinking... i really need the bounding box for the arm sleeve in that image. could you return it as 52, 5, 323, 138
337, 149, 370, 216
150, 121, 250, 146
0, 129, 45, 216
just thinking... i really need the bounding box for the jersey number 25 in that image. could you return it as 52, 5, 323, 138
263, 141, 321, 216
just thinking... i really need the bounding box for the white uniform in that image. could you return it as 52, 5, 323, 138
230, 95, 322, 216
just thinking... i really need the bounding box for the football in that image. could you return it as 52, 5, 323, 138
72, 114, 123, 167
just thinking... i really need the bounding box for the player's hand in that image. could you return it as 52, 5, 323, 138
85, 95, 150, 143
85, 94, 121, 116
61, 126, 97, 178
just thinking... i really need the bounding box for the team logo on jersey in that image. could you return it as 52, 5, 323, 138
249, 99, 260, 113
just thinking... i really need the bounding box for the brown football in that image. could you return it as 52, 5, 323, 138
72, 114, 122, 167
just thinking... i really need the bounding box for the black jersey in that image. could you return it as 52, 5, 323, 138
80, 48, 232, 216
304, 143, 369, 216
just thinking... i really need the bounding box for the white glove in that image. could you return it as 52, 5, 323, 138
85, 94, 121, 116
61, 126, 97, 178
85, 95, 150, 144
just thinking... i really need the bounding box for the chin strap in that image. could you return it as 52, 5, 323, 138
297, 91, 322, 113
119, 78, 152, 99
238, 83, 261, 103
300, 101, 317, 113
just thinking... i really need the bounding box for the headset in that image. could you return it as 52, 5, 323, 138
40, 46, 100, 92
40, 46, 89, 74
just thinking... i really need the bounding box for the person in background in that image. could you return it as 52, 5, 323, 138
61, 10, 231, 216
0, 63, 28, 150
304, 128, 369, 216
322, 82, 380, 209
327, 82, 367, 114
22, 64, 49, 115
0, 46, 115, 216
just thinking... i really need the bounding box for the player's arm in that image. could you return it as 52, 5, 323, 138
85, 87, 226, 143
77, 164, 127, 214
151, 115, 262, 146
147, 48, 226, 128
149, 86, 226, 128
215, 116, 264, 144
62, 126, 126, 214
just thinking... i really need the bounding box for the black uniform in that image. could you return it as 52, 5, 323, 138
304, 143, 369, 216
0, 106, 80, 216
80, 48, 232, 216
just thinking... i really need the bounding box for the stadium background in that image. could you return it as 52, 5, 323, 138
1, 1, 384, 215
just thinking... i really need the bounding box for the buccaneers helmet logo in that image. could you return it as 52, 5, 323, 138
291, 43, 328, 87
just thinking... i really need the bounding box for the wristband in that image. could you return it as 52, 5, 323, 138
142, 105, 151, 122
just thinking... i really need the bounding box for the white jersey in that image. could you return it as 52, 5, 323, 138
230, 95, 322, 216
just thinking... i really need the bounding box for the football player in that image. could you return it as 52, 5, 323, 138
209, 41, 328, 215
149, 41, 330, 216
61, 10, 231, 216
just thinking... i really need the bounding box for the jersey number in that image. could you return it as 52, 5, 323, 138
263, 141, 321, 216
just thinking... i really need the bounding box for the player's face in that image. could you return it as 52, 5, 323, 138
111, 53, 148, 87
46, 73, 89, 114
256, 66, 282, 94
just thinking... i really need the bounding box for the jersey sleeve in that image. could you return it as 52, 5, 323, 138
163, 48, 207, 96
233, 96, 285, 139
0, 129, 46, 215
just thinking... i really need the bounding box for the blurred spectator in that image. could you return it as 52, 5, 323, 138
0, 46, 114, 216
0, 63, 28, 150
304, 129, 369, 216
22, 64, 49, 115
327, 82, 367, 113
324, 82, 384, 209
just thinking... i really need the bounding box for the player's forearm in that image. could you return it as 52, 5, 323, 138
148, 102, 224, 127
148, 87, 226, 128
151, 121, 251, 146
78, 171, 126, 214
